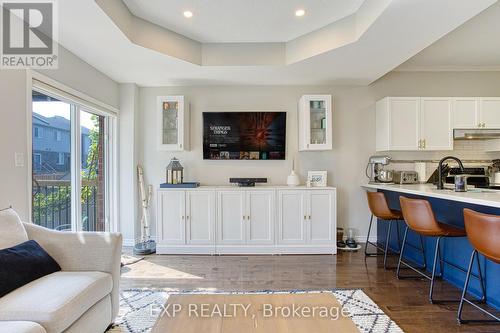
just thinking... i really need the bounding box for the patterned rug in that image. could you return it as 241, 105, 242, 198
108, 289, 404, 333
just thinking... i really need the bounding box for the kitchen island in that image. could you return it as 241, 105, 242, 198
363, 183, 500, 310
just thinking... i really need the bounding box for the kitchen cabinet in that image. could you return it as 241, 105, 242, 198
452, 98, 479, 128
479, 98, 500, 128
157, 190, 215, 254
157, 187, 336, 255
420, 98, 453, 150
157, 95, 189, 151
298, 95, 333, 151
376, 97, 453, 151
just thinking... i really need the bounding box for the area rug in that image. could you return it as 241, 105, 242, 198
121, 255, 144, 267
107, 289, 404, 333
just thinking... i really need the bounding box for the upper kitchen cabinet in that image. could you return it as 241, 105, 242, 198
376, 97, 420, 151
298, 95, 333, 151
453, 97, 500, 129
157, 96, 189, 151
375, 97, 453, 151
479, 98, 500, 128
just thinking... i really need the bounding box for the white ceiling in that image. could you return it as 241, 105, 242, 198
122, 0, 365, 43
55, 0, 499, 86
397, 1, 500, 71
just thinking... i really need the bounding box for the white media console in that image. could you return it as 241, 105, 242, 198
156, 186, 337, 255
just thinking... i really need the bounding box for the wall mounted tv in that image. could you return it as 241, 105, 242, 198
203, 112, 286, 160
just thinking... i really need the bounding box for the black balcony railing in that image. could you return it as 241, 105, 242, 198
32, 179, 102, 231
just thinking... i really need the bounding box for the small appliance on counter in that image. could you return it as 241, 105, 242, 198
366, 155, 392, 183
393, 171, 419, 184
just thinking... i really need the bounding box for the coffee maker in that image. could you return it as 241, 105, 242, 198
366, 155, 392, 183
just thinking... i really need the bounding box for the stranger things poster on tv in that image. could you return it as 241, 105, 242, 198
203, 112, 286, 160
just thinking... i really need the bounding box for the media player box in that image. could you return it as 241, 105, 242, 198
229, 178, 267, 187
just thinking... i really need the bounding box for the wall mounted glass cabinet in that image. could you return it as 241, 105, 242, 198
157, 95, 189, 151
298, 95, 333, 151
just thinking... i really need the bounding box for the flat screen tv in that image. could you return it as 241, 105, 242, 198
203, 112, 286, 160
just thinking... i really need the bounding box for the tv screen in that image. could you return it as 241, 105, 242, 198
203, 112, 286, 160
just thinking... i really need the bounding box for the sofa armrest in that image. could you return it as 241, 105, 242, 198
22, 222, 122, 319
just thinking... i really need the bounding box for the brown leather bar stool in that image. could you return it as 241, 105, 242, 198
365, 192, 403, 269
398, 196, 468, 303
458, 209, 500, 324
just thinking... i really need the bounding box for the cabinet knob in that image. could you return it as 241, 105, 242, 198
304, 215, 307, 220
308, 215, 311, 220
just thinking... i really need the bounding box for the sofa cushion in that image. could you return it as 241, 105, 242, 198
0, 321, 47, 333
0, 271, 113, 333
0, 208, 28, 249
0, 240, 61, 297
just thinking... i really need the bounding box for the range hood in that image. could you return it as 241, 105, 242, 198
454, 129, 500, 140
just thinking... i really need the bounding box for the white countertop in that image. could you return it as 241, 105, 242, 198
363, 183, 500, 208
159, 185, 337, 191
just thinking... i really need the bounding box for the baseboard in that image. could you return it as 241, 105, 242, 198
342, 236, 376, 243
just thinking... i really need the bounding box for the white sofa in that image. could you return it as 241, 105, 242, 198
0, 209, 122, 333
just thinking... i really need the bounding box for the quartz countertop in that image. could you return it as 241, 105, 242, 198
363, 183, 500, 208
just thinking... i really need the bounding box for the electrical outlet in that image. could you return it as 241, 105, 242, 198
15, 153, 24, 167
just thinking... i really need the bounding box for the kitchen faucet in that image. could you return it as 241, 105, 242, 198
437, 156, 465, 190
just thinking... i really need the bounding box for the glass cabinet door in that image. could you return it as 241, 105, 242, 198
309, 99, 327, 146
162, 100, 179, 145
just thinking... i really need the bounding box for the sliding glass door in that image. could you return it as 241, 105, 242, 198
32, 90, 112, 232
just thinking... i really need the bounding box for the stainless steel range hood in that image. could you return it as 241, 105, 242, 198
454, 129, 500, 140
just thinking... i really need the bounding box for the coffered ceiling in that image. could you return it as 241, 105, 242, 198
54, 0, 498, 86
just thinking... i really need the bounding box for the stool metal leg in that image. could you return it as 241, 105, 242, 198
364, 214, 376, 256
397, 225, 428, 279
383, 220, 393, 269
429, 236, 442, 303
365, 215, 400, 270
457, 250, 499, 324
396, 226, 408, 278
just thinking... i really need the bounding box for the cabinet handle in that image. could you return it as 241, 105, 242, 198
304, 215, 307, 220
478, 123, 482, 128
423, 139, 426, 149
186, 215, 190, 220
418, 140, 421, 149
308, 215, 311, 220
247, 215, 250, 220
483, 123, 486, 128
242, 215, 245, 220
181, 216, 184, 220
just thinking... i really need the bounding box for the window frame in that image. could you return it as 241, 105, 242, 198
28, 73, 118, 232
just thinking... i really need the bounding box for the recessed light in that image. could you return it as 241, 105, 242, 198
295, 9, 305, 17
183, 10, 193, 18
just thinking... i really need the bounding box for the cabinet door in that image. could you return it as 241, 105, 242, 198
307, 191, 335, 244
299, 95, 332, 151
217, 191, 245, 245
480, 98, 500, 128
246, 190, 274, 245
157, 96, 186, 151
453, 98, 479, 128
277, 191, 307, 245
420, 98, 453, 150
157, 191, 185, 245
185, 191, 215, 245
388, 98, 420, 150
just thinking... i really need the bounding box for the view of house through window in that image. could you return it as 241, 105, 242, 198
32, 90, 108, 231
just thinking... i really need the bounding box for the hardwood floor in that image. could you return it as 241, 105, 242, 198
121, 249, 499, 333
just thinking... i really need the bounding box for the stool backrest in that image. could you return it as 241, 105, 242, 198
463, 209, 500, 264
366, 192, 394, 219
399, 196, 439, 233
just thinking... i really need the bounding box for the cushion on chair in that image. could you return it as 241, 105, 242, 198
0, 240, 61, 297
0, 321, 47, 333
0, 271, 113, 333
0, 208, 28, 249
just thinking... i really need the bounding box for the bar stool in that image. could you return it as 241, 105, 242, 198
457, 209, 499, 324
398, 196, 469, 303
365, 192, 403, 269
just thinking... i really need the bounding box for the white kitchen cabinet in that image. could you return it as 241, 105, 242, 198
376, 97, 453, 151
308, 190, 336, 245
479, 98, 500, 128
217, 191, 245, 245
157, 95, 189, 151
156, 190, 215, 254
299, 95, 333, 151
420, 98, 453, 150
246, 190, 275, 245
452, 98, 479, 128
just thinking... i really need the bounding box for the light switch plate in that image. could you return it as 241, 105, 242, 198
15, 152, 24, 167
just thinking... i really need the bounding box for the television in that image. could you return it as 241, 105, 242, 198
203, 112, 286, 160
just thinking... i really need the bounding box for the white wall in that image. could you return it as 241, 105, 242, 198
137, 71, 500, 240
0, 46, 119, 221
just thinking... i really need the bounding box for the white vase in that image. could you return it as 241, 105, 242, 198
287, 170, 300, 186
